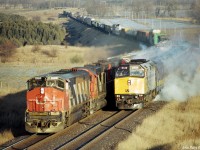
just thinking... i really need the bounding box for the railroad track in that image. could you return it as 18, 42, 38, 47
0, 135, 29, 150
54, 101, 166, 150
57, 110, 133, 150
1, 134, 52, 150
81, 101, 167, 150
28, 110, 118, 150
1, 101, 166, 150
80, 109, 148, 150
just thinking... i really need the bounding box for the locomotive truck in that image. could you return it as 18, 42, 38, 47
25, 60, 115, 133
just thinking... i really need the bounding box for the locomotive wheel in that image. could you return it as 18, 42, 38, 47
82, 102, 90, 118
65, 112, 69, 127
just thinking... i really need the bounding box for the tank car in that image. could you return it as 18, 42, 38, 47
114, 59, 164, 109
25, 61, 115, 133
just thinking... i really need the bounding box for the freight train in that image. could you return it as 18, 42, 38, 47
114, 59, 164, 109
63, 11, 168, 46
25, 60, 116, 133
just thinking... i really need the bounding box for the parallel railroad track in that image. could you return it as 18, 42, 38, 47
57, 110, 133, 150
0, 135, 29, 150
1, 134, 52, 150
28, 110, 119, 150
1, 101, 166, 150
81, 101, 167, 150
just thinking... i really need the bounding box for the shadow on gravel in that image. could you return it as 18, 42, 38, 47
0, 91, 29, 137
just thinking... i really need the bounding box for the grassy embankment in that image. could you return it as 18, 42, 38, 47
118, 96, 200, 150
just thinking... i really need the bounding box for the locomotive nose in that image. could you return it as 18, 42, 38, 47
36, 94, 46, 104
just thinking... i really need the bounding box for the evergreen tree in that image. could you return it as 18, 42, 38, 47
0, 13, 66, 45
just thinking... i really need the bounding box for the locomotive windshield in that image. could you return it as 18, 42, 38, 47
115, 65, 129, 77
46, 80, 64, 89
27, 78, 64, 90
130, 65, 145, 77
28, 78, 46, 90
115, 65, 145, 77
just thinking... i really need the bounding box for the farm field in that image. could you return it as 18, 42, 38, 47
0, 44, 120, 96
99, 18, 200, 30
0, 6, 200, 149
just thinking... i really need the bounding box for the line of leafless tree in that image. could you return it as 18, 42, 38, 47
1, 0, 200, 22
190, 0, 200, 23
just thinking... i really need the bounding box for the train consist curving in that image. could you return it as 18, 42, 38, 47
25, 60, 116, 133
63, 11, 168, 46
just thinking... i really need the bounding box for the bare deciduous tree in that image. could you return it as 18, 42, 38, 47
190, 0, 200, 23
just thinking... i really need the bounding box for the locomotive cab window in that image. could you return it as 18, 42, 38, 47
58, 80, 64, 89
27, 78, 65, 90
47, 80, 56, 87
130, 65, 145, 77
46, 79, 65, 90
115, 65, 129, 77
27, 78, 46, 90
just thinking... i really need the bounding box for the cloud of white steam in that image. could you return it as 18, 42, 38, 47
156, 72, 200, 101
160, 44, 200, 101
131, 41, 200, 101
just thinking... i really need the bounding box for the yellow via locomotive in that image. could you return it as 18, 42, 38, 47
114, 59, 164, 109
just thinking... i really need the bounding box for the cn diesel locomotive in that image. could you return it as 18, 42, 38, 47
114, 59, 164, 109
25, 60, 115, 133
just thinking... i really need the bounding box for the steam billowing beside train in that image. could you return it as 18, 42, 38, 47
25, 60, 116, 133
63, 11, 168, 46
114, 59, 164, 109
114, 43, 190, 109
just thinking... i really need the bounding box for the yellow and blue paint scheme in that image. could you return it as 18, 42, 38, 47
114, 59, 164, 109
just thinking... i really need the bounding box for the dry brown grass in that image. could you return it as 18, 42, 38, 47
0, 7, 80, 24
18, 9, 66, 24
0, 130, 14, 145
117, 97, 200, 150
166, 28, 200, 47
3, 45, 112, 65
0, 45, 113, 96
159, 17, 193, 22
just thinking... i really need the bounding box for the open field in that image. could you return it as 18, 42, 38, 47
0, 44, 119, 96
118, 96, 200, 150
0, 7, 79, 24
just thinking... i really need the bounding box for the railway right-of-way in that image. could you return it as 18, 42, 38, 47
24, 101, 166, 150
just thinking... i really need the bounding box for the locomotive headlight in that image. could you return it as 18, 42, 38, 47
116, 95, 120, 97
41, 88, 44, 94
